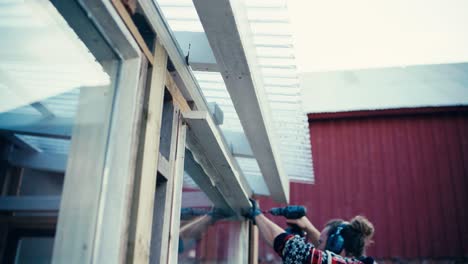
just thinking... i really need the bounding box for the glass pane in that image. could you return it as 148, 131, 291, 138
178, 157, 249, 263
0, 1, 109, 114
0, 0, 117, 191
178, 220, 247, 263
0, 0, 119, 261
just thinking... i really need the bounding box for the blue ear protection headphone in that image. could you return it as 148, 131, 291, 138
326, 223, 347, 254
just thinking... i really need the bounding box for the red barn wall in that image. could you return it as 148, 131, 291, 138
258, 107, 468, 262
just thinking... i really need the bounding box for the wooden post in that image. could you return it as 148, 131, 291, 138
150, 105, 182, 264
127, 39, 167, 263
92, 57, 147, 263
167, 115, 187, 263
249, 222, 259, 264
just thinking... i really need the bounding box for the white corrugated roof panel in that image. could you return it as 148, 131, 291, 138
0, 0, 109, 114
16, 135, 71, 155
157, 0, 314, 190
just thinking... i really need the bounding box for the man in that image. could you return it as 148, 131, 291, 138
245, 200, 375, 264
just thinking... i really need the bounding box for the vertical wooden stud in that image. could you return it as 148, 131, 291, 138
167, 116, 187, 263
249, 222, 259, 264
127, 39, 167, 263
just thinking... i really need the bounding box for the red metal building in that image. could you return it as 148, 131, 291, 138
258, 106, 468, 263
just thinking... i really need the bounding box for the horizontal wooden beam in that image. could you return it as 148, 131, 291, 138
157, 155, 170, 178
111, 0, 154, 63
193, 0, 289, 202
0, 196, 60, 211
184, 149, 231, 211
165, 71, 191, 113
183, 111, 251, 217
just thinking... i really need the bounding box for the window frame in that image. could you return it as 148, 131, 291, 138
47, 0, 145, 263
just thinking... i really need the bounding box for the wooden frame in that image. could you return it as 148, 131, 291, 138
183, 111, 251, 216
111, 0, 154, 63
157, 155, 171, 177
167, 115, 187, 263
107, 2, 192, 263
248, 222, 259, 264
92, 56, 146, 264
126, 39, 167, 263
165, 72, 191, 113
149, 105, 186, 264
36, 0, 280, 262
51, 0, 144, 263
138, 0, 253, 200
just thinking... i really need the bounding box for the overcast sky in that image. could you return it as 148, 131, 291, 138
287, 0, 468, 73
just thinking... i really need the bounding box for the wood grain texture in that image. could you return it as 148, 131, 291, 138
111, 0, 154, 63
165, 71, 191, 113
167, 119, 187, 263
127, 40, 167, 263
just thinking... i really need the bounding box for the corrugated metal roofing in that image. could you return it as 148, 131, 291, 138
157, 0, 314, 191
301, 63, 468, 114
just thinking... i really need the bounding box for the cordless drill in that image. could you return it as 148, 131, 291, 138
269, 206, 307, 236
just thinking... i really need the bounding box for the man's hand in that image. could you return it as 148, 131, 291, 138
286, 216, 321, 246
244, 198, 262, 224
285, 216, 313, 230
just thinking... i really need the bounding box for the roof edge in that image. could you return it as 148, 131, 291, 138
308, 106, 468, 122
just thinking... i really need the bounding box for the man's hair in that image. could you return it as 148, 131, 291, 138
325, 215, 374, 257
